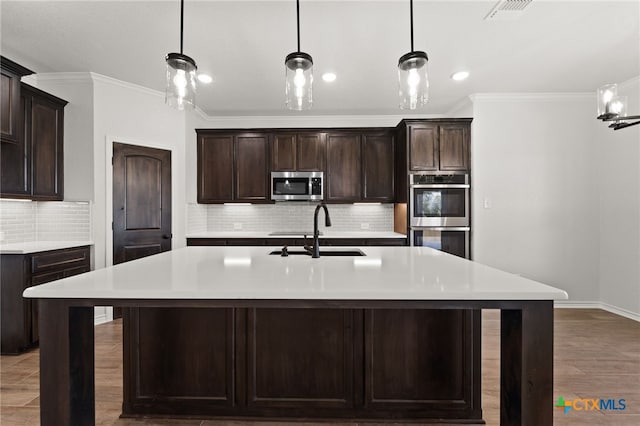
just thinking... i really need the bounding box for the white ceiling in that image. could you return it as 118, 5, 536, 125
1, 1, 639, 116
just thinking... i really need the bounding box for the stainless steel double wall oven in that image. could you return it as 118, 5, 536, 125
409, 173, 470, 258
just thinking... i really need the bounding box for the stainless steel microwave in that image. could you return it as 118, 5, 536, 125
271, 171, 323, 201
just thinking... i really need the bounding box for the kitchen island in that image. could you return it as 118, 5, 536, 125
23, 246, 568, 425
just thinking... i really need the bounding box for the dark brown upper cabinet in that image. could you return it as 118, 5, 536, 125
235, 133, 269, 201
271, 132, 325, 172
197, 130, 269, 203
405, 120, 471, 173
1, 83, 67, 200
326, 132, 362, 202
362, 131, 394, 202
1, 57, 33, 144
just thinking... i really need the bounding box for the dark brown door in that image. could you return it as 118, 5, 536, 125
326, 132, 361, 202
439, 123, 470, 172
113, 142, 171, 264
271, 133, 296, 171
30, 93, 64, 200
0, 95, 30, 197
235, 133, 269, 201
197, 134, 234, 203
409, 124, 438, 171
362, 132, 394, 202
296, 132, 325, 171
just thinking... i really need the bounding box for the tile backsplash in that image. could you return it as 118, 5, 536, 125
187, 203, 393, 234
0, 200, 91, 244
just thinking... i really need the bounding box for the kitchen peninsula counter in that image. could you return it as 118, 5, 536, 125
24, 246, 567, 425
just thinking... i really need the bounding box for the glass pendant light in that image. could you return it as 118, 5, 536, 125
165, 0, 197, 110
398, 0, 429, 110
285, 0, 313, 110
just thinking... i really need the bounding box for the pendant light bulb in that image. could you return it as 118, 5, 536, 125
285, 0, 313, 110
165, 0, 197, 110
398, 0, 429, 110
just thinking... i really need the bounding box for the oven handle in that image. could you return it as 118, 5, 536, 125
411, 227, 470, 232
410, 184, 470, 189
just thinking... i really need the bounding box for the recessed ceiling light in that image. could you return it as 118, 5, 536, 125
451, 71, 470, 81
322, 72, 337, 82
197, 74, 213, 84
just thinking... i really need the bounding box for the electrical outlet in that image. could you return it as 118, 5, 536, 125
233, 223, 243, 230
360, 223, 370, 230
483, 198, 492, 209
0, 231, 4, 241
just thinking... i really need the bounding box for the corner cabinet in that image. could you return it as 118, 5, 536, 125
197, 131, 270, 203
403, 120, 470, 173
1, 83, 67, 200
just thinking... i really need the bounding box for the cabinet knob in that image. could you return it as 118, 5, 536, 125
162, 234, 172, 239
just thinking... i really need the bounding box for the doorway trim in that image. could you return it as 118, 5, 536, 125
104, 135, 174, 321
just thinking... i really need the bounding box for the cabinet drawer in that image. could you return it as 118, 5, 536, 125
31, 270, 65, 286
31, 247, 90, 274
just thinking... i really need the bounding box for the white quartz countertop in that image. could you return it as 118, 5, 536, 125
186, 232, 407, 239
23, 246, 568, 301
0, 241, 94, 254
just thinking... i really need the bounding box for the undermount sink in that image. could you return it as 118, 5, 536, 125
269, 249, 366, 257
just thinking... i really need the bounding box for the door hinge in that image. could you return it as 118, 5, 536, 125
111, 222, 113, 230
111, 157, 114, 165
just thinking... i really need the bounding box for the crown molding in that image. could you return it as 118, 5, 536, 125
192, 111, 446, 128
470, 92, 594, 103
31, 72, 93, 84
89, 73, 164, 98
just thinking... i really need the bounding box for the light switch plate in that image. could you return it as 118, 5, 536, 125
233, 223, 243, 230
360, 223, 370, 230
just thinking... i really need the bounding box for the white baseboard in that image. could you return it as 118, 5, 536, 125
94, 313, 110, 325
555, 300, 640, 322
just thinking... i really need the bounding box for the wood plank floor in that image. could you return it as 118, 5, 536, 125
1, 309, 638, 425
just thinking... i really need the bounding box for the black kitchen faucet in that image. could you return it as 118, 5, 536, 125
304, 203, 332, 258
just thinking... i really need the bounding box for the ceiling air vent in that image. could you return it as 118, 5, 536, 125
484, 0, 533, 21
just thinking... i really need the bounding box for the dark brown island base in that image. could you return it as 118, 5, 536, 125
24, 246, 566, 425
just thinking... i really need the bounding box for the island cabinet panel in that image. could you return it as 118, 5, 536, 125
197, 134, 234, 202
364, 309, 480, 418
326, 132, 361, 202
362, 132, 394, 202
245, 308, 357, 412
123, 307, 237, 415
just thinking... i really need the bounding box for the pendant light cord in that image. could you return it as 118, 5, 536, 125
410, 0, 414, 52
180, 0, 185, 54
296, 0, 301, 52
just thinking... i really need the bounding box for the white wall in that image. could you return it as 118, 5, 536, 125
35, 74, 95, 201
597, 76, 640, 316
470, 94, 600, 303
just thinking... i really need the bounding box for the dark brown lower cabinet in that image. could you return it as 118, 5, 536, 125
122, 307, 481, 422
0, 246, 91, 355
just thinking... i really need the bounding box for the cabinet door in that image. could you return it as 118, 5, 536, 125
364, 309, 479, 417
271, 133, 296, 171
439, 124, 469, 172
0, 95, 30, 198
1, 69, 21, 143
235, 133, 269, 201
409, 124, 438, 171
197, 134, 234, 202
362, 133, 394, 202
296, 132, 325, 171
326, 133, 361, 202
246, 308, 356, 411
30, 93, 64, 200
